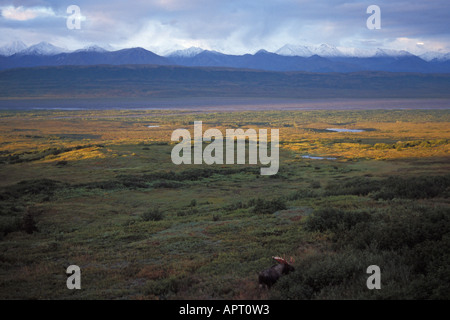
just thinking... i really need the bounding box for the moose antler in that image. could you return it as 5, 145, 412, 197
272, 256, 287, 264
272, 255, 295, 265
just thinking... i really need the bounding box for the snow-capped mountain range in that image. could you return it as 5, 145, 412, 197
18, 42, 68, 56
275, 43, 446, 61
1, 41, 450, 73
0, 41, 112, 56
1, 40, 449, 61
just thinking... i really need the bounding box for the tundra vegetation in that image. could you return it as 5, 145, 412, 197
0, 108, 449, 299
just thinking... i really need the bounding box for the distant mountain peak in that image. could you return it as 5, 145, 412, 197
255, 49, 270, 55
167, 47, 205, 58
276, 43, 342, 57
0, 40, 28, 56
276, 44, 314, 57
200, 49, 225, 56
19, 42, 67, 56
313, 44, 342, 57
124, 47, 147, 51
420, 51, 450, 62
75, 45, 109, 53
374, 48, 413, 57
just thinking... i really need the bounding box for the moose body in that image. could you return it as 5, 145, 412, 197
258, 260, 295, 289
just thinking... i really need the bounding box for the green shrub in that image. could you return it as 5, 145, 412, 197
22, 207, 40, 234
1, 179, 64, 199
141, 208, 164, 222
273, 250, 371, 299
0, 216, 22, 237
150, 180, 183, 189
252, 198, 287, 214
223, 201, 245, 211
296, 204, 450, 299
324, 175, 450, 199
325, 177, 380, 196
285, 188, 320, 200
273, 249, 414, 300
310, 181, 321, 189
305, 208, 372, 233
373, 175, 450, 200
341, 205, 450, 251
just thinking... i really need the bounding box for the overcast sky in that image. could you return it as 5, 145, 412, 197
0, 0, 449, 55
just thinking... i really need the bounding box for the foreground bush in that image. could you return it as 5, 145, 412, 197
279, 204, 450, 299
0, 216, 22, 238
304, 208, 371, 233
325, 175, 450, 200
252, 198, 287, 214
273, 249, 414, 299
141, 208, 164, 222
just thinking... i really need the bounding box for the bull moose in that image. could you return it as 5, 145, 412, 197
258, 256, 295, 289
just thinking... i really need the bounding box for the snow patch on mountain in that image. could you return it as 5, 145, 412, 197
276, 43, 343, 57
18, 42, 67, 56
0, 41, 28, 56
419, 51, 450, 62
337, 47, 376, 58
167, 47, 205, 57
374, 48, 414, 57
275, 44, 314, 57
312, 44, 343, 57
75, 45, 109, 53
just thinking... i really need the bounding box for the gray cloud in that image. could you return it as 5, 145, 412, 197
0, 0, 449, 53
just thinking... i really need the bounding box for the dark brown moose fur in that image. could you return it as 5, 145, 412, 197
258, 262, 295, 289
